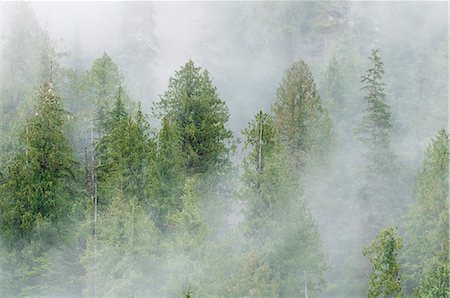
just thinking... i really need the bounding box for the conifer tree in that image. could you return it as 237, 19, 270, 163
82, 195, 160, 297
239, 111, 326, 296
0, 3, 64, 163
148, 117, 186, 229
403, 129, 449, 293
355, 48, 405, 237
80, 53, 130, 139
363, 227, 403, 298
0, 82, 80, 296
272, 59, 332, 170
155, 60, 233, 176
96, 90, 153, 208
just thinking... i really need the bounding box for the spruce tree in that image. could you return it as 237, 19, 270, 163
0, 3, 64, 164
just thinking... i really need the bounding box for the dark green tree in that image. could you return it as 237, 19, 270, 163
155, 60, 233, 176
0, 82, 80, 296
96, 90, 153, 208
148, 117, 186, 229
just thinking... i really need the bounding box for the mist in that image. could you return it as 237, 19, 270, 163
0, 1, 448, 297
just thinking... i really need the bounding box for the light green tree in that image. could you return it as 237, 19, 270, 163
363, 227, 403, 298
273, 59, 332, 170
403, 129, 449, 294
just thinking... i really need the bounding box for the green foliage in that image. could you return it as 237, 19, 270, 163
168, 177, 208, 250
96, 91, 153, 208
148, 117, 186, 229
355, 49, 406, 238
363, 227, 403, 298
239, 111, 326, 296
403, 129, 449, 293
0, 83, 78, 249
0, 3, 65, 165
273, 59, 332, 170
155, 60, 233, 175
82, 196, 160, 297
0, 83, 81, 296
228, 251, 279, 298
80, 53, 130, 136
413, 262, 449, 298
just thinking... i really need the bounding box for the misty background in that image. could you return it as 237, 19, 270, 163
0, 1, 448, 297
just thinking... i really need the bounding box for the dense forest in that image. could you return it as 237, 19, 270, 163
0, 2, 448, 297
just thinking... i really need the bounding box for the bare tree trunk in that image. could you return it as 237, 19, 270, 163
304, 271, 308, 298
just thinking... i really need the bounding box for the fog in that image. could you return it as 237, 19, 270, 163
0, 1, 448, 297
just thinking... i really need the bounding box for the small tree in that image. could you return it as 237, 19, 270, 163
363, 227, 403, 298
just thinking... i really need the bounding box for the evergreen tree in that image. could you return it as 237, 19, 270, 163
155, 60, 233, 176
80, 53, 130, 139
363, 227, 403, 298
272, 59, 332, 170
239, 111, 326, 296
355, 48, 404, 237
0, 82, 80, 295
0, 3, 64, 164
148, 117, 186, 229
82, 195, 160, 297
403, 129, 449, 293
115, 1, 158, 102
95, 90, 153, 209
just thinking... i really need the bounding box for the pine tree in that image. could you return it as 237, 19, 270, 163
272, 59, 332, 170
363, 227, 403, 298
155, 60, 233, 176
403, 129, 449, 294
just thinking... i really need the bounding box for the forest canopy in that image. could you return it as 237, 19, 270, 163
0, 2, 448, 297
